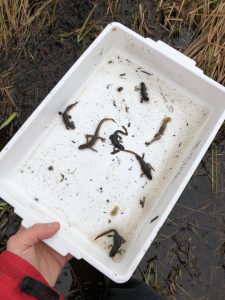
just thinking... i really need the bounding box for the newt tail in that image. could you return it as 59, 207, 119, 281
79, 118, 115, 152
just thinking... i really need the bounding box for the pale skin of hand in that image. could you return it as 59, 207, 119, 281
7, 222, 71, 287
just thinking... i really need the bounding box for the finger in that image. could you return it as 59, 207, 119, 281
12, 222, 60, 248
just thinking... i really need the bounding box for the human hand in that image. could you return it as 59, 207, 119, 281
7, 222, 71, 287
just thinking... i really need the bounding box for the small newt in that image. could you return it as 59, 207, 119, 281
139, 197, 146, 208
109, 126, 128, 154
123, 149, 154, 180
140, 82, 149, 102
95, 229, 125, 257
145, 117, 171, 146
59, 102, 78, 129
135, 82, 149, 103
79, 118, 115, 152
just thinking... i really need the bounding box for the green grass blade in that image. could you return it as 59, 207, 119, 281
0, 112, 17, 130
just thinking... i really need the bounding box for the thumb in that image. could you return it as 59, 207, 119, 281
7, 222, 60, 251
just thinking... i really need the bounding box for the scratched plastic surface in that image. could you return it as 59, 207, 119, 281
12, 49, 209, 261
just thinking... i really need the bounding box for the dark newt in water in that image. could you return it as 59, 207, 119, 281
145, 117, 171, 146
136, 82, 149, 103
79, 118, 115, 152
109, 126, 128, 154
95, 229, 125, 257
123, 149, 154, 180
58, 102, 78, 129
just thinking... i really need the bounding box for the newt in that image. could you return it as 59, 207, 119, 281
79, 118, 115, 152
58, 102, 78, 129
95, 229, 125, 257
136, 82, 149, 103
109, 126, 128, 154
139, 196, 146, 208
123, 149, 154, 180
145, 117, 171, 146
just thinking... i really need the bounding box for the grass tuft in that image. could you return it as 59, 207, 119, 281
184, 0, 225, 85
131, 4, 151, 37
76, 3, 99, 43
0, 0, 55, 48
156, 0, 225, 85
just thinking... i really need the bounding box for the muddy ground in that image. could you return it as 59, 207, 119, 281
0, 0, 225, 299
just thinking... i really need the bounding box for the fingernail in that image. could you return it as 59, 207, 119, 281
48, 222, 60, 229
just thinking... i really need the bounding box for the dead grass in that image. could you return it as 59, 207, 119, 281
140, 260, 168, 296
0, 70, 15, 108
58, 1, 104, 43
0, 69, 17, 130
156, 0, 195, 37
0, 0, 57, 113
141, 257, 191, 298
185, 1, 225, 85
131, 4, 151, 37
76, 2, 100, 43
0, 0, 55, 48
66, 0, 152, 44
156, 0, 225, 85
106, 0, 121, 20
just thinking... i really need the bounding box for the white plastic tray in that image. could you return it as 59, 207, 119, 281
0, 23, 225, 283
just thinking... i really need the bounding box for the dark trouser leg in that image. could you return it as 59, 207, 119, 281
103, 277, 167, 300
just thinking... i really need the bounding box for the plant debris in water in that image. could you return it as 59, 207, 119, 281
110, 205, 119, 216
150, 216, 159, 223
117, 87, 123, 92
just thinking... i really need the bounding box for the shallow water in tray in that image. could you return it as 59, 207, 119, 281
13, 50, 209, 256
